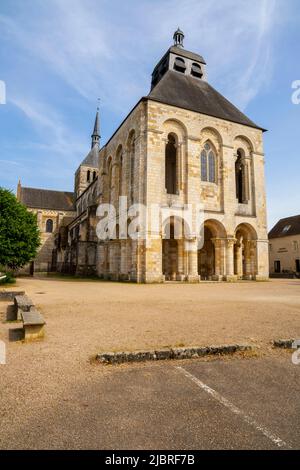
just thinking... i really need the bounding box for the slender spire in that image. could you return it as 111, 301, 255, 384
91, 100, 100, 149
173, 28, 184, 48
17, 178, 21, 200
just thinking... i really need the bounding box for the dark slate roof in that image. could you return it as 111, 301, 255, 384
20, 187, 75, 211
269, 215, 300, 239
81, 145, 99, 168
169, 46, 206, 64
148, 70, 265, 131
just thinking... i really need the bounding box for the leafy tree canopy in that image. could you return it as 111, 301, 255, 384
0, 188, 40, 270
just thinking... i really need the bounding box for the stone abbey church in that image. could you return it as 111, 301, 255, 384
18, 30, 269, 282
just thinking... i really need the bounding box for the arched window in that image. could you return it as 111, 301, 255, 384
93, 171, 96, 181
174, 57, 186, 73
87, 170, 90, 182
191, 62, 203, 79
46, 219, 53, 233
201, 142, 216, 183
165, 133, 177, 194
235, 149, 249, 204
107, 158, 112, 204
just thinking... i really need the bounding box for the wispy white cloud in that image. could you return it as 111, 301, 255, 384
0, 0, 286, 193
0, 0, 280, 112
10, 97, 87, 160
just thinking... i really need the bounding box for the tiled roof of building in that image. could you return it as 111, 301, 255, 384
20, 187, 75, 211
268, 215, 300, 239
148, 70, 265, 131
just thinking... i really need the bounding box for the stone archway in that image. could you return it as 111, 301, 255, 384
198, 219, 227, 280
234, 223, 257, 279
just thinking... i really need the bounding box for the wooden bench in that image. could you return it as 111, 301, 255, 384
21, 309, 46, 341
13, 295, 35, 320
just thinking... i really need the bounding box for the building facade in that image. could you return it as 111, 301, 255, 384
19, 30, 269, 282
269, 215, 300, 276
17, 183, 76, 273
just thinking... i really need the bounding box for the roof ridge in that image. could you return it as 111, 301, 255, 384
21, 186, 73, 194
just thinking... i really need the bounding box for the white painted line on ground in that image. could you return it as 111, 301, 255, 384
176, 366, 290, 449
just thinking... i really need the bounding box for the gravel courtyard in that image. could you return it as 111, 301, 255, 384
1, 277, 300, 353
1, 277, 300, 449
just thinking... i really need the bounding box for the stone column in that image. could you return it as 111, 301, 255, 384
186, 239, 199, 282
225, 238, 237, 282
250, 240, 257, 279
130, 239, 138, 282
235, 239, 243, 279
176, 238, 185, 281
108, 243, 115, 280
211, 238, 222, 281
120, 240, 128, 280
244, 240, 252, 279
220, 239, 226, 279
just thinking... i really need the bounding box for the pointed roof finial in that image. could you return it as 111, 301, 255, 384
91, 99, 100, 149
173, 28, 184, 48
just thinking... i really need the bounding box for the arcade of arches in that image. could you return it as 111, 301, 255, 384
161, 219, 258, 281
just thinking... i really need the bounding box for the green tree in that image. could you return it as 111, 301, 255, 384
0, 188, 40, 270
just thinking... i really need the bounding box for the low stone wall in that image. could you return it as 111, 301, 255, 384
96, 344, 254, 365
273, 339, 295, 349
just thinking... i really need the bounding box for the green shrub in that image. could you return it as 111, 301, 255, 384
0, 188, 40, 270
0, 271, 16, 285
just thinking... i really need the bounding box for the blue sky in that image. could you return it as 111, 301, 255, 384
0, 0, 299, 229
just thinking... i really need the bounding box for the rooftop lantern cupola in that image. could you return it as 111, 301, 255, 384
150, 29, 207, 89
173, 28, 184, 48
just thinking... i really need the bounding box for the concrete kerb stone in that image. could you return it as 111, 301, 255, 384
96, 344, 254, 365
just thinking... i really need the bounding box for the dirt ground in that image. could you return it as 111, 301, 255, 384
0, 277, 300, 449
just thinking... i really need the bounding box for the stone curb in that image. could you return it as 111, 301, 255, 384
273, 339, 295, 349
0, 290, 25, 301
96, 344, 254, 365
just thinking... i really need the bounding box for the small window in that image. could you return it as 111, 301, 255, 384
293, 241, 299, 252
87, 170, 90, 182
174, 57, 186, 73
46, 219, 53, 233
282, 225, 291, 234
165, 134, 177, 194
191, 62, 203, 78
93, 171, 96, 181
235, 149, 248, 204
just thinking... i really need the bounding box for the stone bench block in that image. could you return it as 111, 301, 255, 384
21, 309, 46, 341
